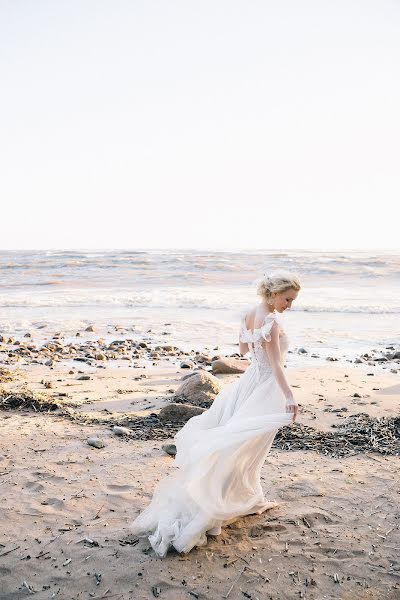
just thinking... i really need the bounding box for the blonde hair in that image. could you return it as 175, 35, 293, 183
256, 270, 301, 300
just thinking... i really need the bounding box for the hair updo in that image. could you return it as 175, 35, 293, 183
256, 270, 301, 300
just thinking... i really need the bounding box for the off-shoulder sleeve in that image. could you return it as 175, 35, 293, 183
260, 313, 279, 342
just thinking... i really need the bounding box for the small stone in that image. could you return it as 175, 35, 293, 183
45, 359, 54, 367
113, 426, 131, 436
87, 437, 104, 449
180, 361, 194, 369
298, 347, 308, 354
78, 375, 91, 380
85, 325, 95, 332
95, 353, 107, 361
353, 393, 361, 398
24, 332, 32, 338
161, 443, 177, 456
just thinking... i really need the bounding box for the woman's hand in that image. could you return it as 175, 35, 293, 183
285, 397, 298, 422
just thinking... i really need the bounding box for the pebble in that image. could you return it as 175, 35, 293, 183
78, 375, 91, 381
161, 443, 177, 456
180, 361, 194, 369
87, 437, 104, 449
85, 325, 95, 332
113, 426, 131, 436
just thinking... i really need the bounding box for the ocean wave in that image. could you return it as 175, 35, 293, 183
0, 291, 399, 314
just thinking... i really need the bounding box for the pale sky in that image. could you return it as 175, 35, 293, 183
1, 0, 399, 250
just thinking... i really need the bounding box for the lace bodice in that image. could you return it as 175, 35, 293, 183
239, 311, 289, 381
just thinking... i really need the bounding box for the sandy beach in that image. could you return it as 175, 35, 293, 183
0, 327, 399, 600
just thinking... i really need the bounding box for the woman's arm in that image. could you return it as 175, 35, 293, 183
263, 321, 298, 420
239, 339, 249, 355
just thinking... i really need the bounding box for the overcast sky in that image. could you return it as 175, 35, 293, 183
1, 0, 399, 250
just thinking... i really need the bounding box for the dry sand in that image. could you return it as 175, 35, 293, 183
1, 358, 399, 600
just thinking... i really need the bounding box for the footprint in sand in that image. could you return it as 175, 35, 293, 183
279, 480, 325, 500
41, 497, 65, 509
312, 546, 365, 560
105, 484, 136, 493
32, 470, 66, 483
249, 523, 287, 538
24, 481, 45, 493
298, 510, 338, 527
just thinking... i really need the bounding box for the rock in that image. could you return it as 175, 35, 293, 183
161, 443, 177, 456
113, 425, 131, 436
24, 332, 32, 338
87, 437, 104, 449
353, 393, 361, 398
181, 371, 199, 381
95, 353, 107, 361
195, 354, 212, 364
85, 325, 95, 332
158, 403, 205, 423
175, 370, 221, 406
45, 359, 54, 367
326, 357, 339, 362
354, 358, 364, 364
180, 360, 194, 369
78, 375, 91, 380
211, 357, 249, 374
298, 347, 308, 354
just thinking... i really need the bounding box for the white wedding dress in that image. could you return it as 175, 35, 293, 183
130, 310, 294, 557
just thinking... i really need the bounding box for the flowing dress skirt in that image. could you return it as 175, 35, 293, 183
129, 364, 293, 557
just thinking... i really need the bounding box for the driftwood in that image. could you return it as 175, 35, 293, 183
1, 388, 398, 457
274, 413, 400, 457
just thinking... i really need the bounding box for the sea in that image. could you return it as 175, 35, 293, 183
0, 249, 399, 366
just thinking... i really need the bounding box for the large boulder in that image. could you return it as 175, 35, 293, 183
158, 403, 205, 423
211, 357, 249, 374
175, 370, 221, 406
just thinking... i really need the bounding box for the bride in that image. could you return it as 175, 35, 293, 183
130, 271, 301, 557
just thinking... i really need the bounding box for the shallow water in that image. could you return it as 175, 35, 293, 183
1, 249, 399, 361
